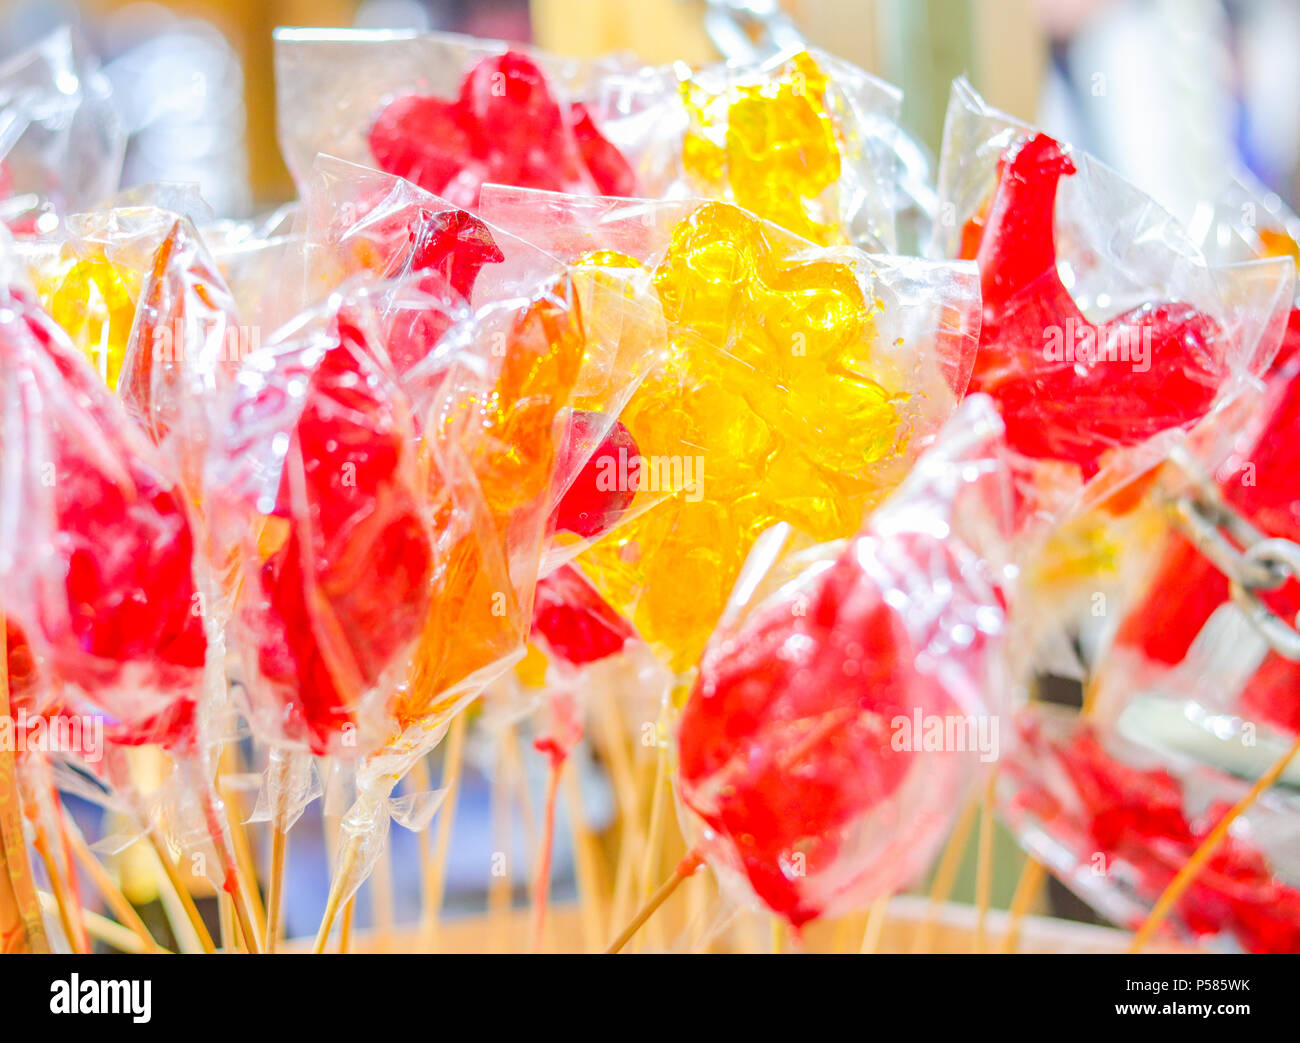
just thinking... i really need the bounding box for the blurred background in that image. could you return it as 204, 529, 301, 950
1, 0, 1296, 223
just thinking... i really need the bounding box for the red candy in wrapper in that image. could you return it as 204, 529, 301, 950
677, 396, 1012, 928
219, 294, 434, 755
531, 565, 635, 666
0, 286, 205, 749
1004, 713, 1300, 953
970, 133, 1225, 478
552, 411, 638, 539
1115, 310, 1300, 734
368, 51, 634, 208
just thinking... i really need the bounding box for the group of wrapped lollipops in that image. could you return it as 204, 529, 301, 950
2, 39, 1298, 954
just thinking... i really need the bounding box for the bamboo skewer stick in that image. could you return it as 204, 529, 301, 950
146, 828, 216, 954
530, 753, 564, 953
37, 891, 166, 955
487, 729, 516, 952
373, 843, 395, 951
196, 779, 261, 954
605, 848, 703, 955
338, 896, 355, 954
635, 734, 671, 952
973, 773, 997, 954
60, 810, 163, 954
422, 711, 468, 950
1129, 730, 1300, 953
999, 857, 1046, 954
264, 807, 289, 953
562, 762, 606, 952
911, 792, 979, 953
219, 752, 266, 938
31, 814, 87, 953
218, 893, 237, 952
859, 894, 891, 954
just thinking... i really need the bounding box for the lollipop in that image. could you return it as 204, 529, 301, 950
937, 80, 1292, 504
603, 396, 1012, 946
967, 132, 1224, 477
483, 195, 980, 672
213, 286, 434, 757
1002, 709, 1300, 953
676, 49, 901, 248
0, 275, 261, 950
368, 50, 633, 208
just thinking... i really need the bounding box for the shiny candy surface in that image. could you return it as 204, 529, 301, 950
368, 50, 634, 209
398, 282, 585, 728
682, 51, 842, 245
1005, 716, 1300, 953
971, 133, 1225, 478
677, 399, 1009, 927
578, 202, 900, 671
0, 290, 206, 749
252, 314, 434, 754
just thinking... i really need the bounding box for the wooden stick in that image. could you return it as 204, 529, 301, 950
1129, 730, 1300, 953
218, 892, 237, 953
197, 779, 261, 953
373, 843, 395, 952
859, 894, 891, 954
487, 730, 516, 952
264, 807, 288, 953
146, 828, 217, 954
562, 760, 607, 952
37, 890, 165, 955
0, 616, 49, 953
60, 810, 162, 954
973, 773, 997, 954
911, 792, 979, 953
594, 684, 643, 932
422, 711, 468, 949
635, 736, 670, 952
31, 814, 87, 953
606, 849, 703, 954
999, 857, 1046, 954
218, 750, 266, 938
530, 754, 564, 953
338, 896, 355, 954
311, 836, 358, 954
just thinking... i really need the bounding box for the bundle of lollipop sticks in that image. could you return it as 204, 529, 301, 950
2, 23, 1300, 957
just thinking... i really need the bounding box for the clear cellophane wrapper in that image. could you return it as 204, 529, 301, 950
0, 237, 207, 746
17, 204, 244, 500
273, 27, 634, 204
584, 45, 907, 251
479, 183, 980, 671
0, 27, 124, 232
932, 78, 1294, 524
674, 395, 1018, 927
293, 155, 661, 565
1001, 705, 1300, 953
1088, 177, 1300, 755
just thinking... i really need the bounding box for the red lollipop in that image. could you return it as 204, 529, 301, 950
368, 50, 634, 209
0, 286, 206, 750
1004, 712, 1300, 953
1114, 309, 1300, 734
970, 133, 1225, 478
232, 303, 435, 756
675, 396, 1012, 930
